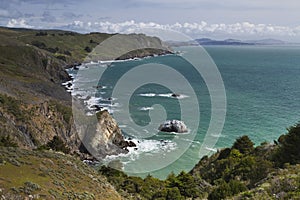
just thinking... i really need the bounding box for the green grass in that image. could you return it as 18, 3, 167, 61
0, 147, 121, 199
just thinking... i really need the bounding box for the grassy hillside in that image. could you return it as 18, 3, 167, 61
0, 147, 121, 200
0, 26, 170, 150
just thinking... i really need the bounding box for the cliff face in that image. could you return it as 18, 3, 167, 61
95, 110, 135, 157
0, 96, 80, 151
0, 27, 165, 156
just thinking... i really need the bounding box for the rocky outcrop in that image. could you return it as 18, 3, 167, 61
158, 120, 188, 133
0, 98, 80, 152
171, 93, 181, 98
92, 110, 135, 158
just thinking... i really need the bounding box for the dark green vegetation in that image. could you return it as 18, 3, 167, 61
37, 136, 70, 154
100, 123, 300, 199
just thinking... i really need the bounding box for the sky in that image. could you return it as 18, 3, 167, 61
1, 0, 300, 41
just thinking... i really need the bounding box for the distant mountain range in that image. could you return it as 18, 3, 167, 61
196, 38, 287, 45
167, 38, 296, 46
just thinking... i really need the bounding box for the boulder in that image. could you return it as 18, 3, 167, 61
158, 120, 188, 133
171, 93, 180, 98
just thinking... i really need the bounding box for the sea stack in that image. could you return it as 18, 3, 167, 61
158, 120, 188, 133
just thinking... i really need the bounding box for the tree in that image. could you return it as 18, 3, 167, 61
208, 180, 246, 200
232, 135, 254, 154
46, 136, 70, 153
166, 187, 183, 200
274, 123, 300, 166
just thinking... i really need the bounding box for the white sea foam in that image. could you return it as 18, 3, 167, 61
211, 134, 226, 138
138, 93, 189, 99
104, 138, 177, 163
138, 93, 156, 97
84, 96, 102, 108
205, 147, 218, 152
158, 93, 189, 99
139, 107, 154, 111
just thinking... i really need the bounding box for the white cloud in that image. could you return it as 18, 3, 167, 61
59, 20, 300, 40
7, 18, 33, 28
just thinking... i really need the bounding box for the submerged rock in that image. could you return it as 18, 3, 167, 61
158, 120, 188, 133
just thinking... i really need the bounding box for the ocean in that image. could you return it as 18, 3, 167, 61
67, 45, 300, 179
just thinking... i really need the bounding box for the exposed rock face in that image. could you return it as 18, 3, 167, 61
95, 110, 135, 158
0, 99, 80, 152
158, 120, 188, 133
76, 110, 136, 159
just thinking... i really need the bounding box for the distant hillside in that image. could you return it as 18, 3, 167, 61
196, 38, 287, 45
167, 38, 288, 46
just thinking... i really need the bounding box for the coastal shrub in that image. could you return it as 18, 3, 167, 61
42, 58, 48, 67
35, 31, 48, 36
56, 55, 66, 61
64, 50, 72, 56
0, 135, 18, 147
49, 101, 72, 123
232, 135, 254, 154
0, 94, 27, 121
176, 171, 200, 198
208, 180, 247, 200
273, 123, 300, 166
31, 40, 46, 49
41, 136, 70, 154
84, 46, 92, 53
45, 47, 58, 53
165, 187, 183, 200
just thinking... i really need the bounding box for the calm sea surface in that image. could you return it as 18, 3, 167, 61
69, 45, 300, 178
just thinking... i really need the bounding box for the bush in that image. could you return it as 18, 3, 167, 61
274, 123, 300, 166
35, 31, 48, 36
232, 135, 254, 154
84, 46, 92, 53
0, 94, 27, 121
45, 136, 70, 154
56, 55, 66, 61
31, 40, 46, 49
0, 135, 18, 147
50, 101, 72, 123
208, 180, 247, 200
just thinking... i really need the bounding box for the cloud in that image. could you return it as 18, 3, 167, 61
7, 18, 34, 28
57, 20, 300, 40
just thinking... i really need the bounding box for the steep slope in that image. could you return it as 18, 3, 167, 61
0, 27, 170, 152
0, 147, 121, 200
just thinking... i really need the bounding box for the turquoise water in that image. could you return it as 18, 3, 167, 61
205, 45, 300, 147
69, 45, 300, 178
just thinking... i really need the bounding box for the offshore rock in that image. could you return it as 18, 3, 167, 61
158, 120, 188, 133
